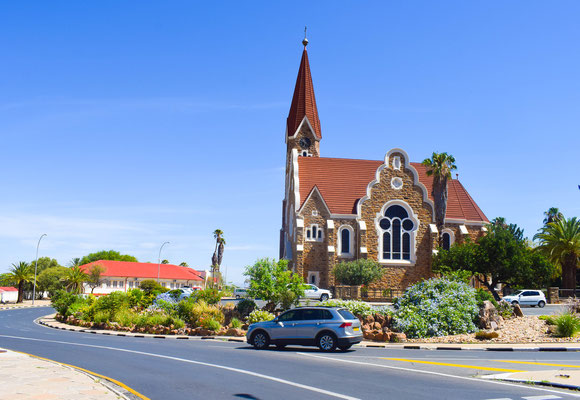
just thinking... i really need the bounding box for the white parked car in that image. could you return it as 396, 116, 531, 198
502, 290, 546, 308
234, 288, 250, 299
303, 284, 332, 301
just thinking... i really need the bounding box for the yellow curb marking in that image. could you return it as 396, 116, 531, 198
381, 358, 526, 373
12, 350, 150, 400
496, 360, 580, 368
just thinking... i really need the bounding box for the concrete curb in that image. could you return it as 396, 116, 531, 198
37, 315, 580, 352
482, 372, 580, 392
0, 304, 50, 311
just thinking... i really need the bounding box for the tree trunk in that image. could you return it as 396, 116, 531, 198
432, 177, 449, 247
17, 281, 24, 303
561, 254, 577, 291
477, 276, 501, 301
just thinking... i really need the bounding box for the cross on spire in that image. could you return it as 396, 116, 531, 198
303, 26, 309, 48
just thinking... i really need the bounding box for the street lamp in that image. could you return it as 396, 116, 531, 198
32, 234, 47, 305
157, 241, 170, 283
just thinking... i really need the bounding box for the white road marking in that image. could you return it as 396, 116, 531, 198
296, 353, 580, 398
523, 396, 562, 400
0, 334, 359, 400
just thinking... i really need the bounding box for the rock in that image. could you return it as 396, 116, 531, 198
362, 324, 371, 332
372, 322, 382, 331
374, 314, 386, 326
225, 328, 245, 337
390, 332, 407, 343
363, 315, 375, 325
547, 325, 558, 335
384, 314, 392, 327
382, 331, 392, 342
490, 321, 498, 331
513, 303, 524, 317
363, 330, 374, 340
478, 300, 501, 329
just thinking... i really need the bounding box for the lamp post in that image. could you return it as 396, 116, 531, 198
32, 234, 47, 305
157, 241, 170, 284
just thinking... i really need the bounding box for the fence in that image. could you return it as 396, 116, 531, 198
333, 286, 403, 302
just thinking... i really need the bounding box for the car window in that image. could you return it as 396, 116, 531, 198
278, 310, 302, 321
338, 309, 356, 320
321, 309, 333, 319
301, 309, 323, 320
514, 291, 523, 296
522, 291, 535, 296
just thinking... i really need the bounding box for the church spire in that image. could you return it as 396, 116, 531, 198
286, 31, 322, 140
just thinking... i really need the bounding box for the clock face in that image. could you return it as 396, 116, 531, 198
299, 137, 311, 149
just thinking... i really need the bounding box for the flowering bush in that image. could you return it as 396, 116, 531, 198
318, 299, 390, 318
247, 310, 275, 324
393, 278, 478, 338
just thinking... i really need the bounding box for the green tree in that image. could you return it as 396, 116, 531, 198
535, 217, 580, 291
421, 152, 457, 246
79, 250, 138, 265
179, 262, 189, 267
5, 262, 33, 302
434, 221, 556, 301
161, 259, 169, 264
64, 265, 88, 294
86, 264, 106, 294
333, 259, 384, 286
244, 258, 305, 311
32, 257, 63, 274
37, 266, 68, 297
543, 207, 564, 225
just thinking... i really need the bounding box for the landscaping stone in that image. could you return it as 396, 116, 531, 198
478, 300, 501, 330
363, 315, 374, 325
390, 332, 407, 342
513, 303, 524, 317
372, 322, 382, 330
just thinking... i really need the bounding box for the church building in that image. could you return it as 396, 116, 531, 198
280, 38, 489, 293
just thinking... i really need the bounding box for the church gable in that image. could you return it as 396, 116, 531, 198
358, 149, 436, 266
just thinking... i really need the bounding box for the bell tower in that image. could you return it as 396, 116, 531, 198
285, 32, 322, 161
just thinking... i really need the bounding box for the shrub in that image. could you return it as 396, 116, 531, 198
279, 289, 299, 310
93, 310, 110, 325
168, 289, 182, 301
475, 331, 499, 340
555, 313, 580, 337
496, 301, 514, 319
193, 288, 223, 305
539, 315, 556, 325
236, 299, 257, 318
475, 289, 499, 308
176, 299, 195, 322
94, 291, 130, 315
247, 309, 275, 324
190, 301, 224, 327
51, 290, 82, 317
201, 318, 221, 331
318, 299, 383, 318
333, 259, 383, 286
113, 309, 139, 327
139, 280, 166, 294
230, 318, 242, 329
127, 289, 148, 309
393, 278, 479, 338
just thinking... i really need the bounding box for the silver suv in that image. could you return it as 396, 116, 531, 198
246, 307, 363, 352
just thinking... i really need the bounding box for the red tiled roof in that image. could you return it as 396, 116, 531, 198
80, 260, 203, 281
287, 49, 322, 139
0, 287, 18, 292
297, 157, 488, 222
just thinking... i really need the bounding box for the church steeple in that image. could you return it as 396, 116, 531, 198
286, 34, 322, 142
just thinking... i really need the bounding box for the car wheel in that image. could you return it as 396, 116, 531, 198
251, 331, 270, 350
511, 301, 519, 306
235, 295, 240, 299
538, 300, 546, 308
320, 294, 329, 302
317, 332, 337, 352
338, 344, 352, 352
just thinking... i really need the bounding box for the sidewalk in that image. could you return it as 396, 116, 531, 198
484, 369, 580, 391
0, 299, 52, 310
0, 348, 132, 400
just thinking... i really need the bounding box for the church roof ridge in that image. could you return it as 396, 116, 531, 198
287, 45, 322, 139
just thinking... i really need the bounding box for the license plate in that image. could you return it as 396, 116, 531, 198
353, 327, 360, 331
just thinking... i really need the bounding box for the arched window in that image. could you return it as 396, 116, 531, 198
378, 203, 418, 262
337, 225, 354, 256
306, 224, 323, 242
441, 229, 455, 251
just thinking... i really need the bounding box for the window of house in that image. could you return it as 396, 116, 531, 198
378, 203, 417, 262
112, 281, 117, 288
306, 224, 323, 241
441, 229, 455, 251
128, 281, 133, 288
337, 225, 353, 256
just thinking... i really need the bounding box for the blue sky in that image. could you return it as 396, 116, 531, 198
1, 1, 579, 285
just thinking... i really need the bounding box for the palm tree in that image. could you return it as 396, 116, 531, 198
68, 258, 82, 267
543, 207, 564, 225
422, 152, 457, 245
64, 265, 88, 294
211, 229, 226, 288
179, 262, 189, 267
534, 217, 580, 291
6, 262, 33, 303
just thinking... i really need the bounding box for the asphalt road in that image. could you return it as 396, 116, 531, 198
1, 307, 579, 400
